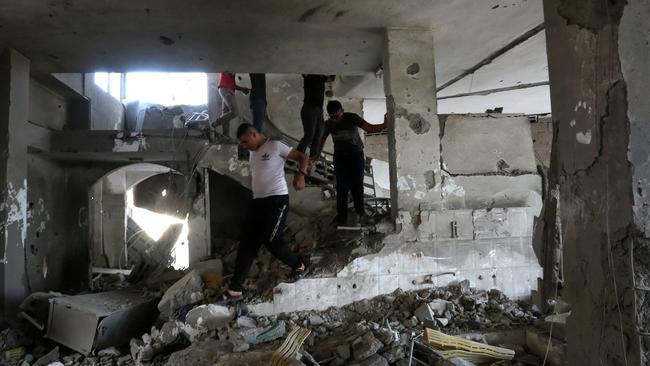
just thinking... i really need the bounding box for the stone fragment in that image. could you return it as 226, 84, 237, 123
236, 316, 257, 328
436, 318, 450, 327
158, 321, 182, 345
353, 333, 383, 361
157, 270, 204, 317
116, 355, 132, 366
429, 299, 451, 316
381, 345, 405, 363
360, 354, 389, 366
414, 303, 434, 322
33, 346, 59, 366
335, 344, 351, 360
185, 304, 235, 330
309, 314, 325, 326
231, 339, 250, 353
129, 339, 143, 361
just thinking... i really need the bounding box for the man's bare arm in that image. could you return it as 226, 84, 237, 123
361, 121, 387, 134
361, 113, 388, 134
287, 149, 309, 174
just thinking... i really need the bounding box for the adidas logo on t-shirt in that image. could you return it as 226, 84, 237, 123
261, 153, 270, 161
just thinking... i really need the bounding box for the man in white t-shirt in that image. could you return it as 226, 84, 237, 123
222, 123, 309, 302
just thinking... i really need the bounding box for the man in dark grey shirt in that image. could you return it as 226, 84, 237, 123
313, 100, 386, 226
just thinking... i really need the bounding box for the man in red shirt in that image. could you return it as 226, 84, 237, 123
212, 72, 250, 132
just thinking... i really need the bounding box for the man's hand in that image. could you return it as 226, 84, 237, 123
293, 174, 306, 191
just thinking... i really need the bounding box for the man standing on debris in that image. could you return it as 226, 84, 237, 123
313, 100, 387, 227
249, 73, 267, 132
211, 72, 250, 130
297, 74, 335, 160
222, 123, 308, 302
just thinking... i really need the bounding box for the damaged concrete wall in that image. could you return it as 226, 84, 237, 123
53, 73, 125, 131
252, 206, 541, 315
620, 0, 650, 364
530, 115, 553, 169
539, 0, 646, 363
1, 49, 65, 314
439, 114, 542, 210
25, 156, 67, 293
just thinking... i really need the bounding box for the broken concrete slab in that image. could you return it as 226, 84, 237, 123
352, 333, 384, 361
157, 270, 204, 318
185, 304, 235, 330
46, 289, 158, 355
33, 346, 58, 366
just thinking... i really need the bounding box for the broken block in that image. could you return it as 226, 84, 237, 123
157, 270, 204, 318
353, 333, 383, 361
185, 304, 235, 330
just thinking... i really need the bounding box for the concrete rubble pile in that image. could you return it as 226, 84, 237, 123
1, 276, 556, 366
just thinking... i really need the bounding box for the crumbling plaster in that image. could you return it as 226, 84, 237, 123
540, 0, 645, 364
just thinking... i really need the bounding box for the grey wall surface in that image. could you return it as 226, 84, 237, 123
53, 73, 125, 131
209, 171, 251, 254
620, 0, 650, 363
437, 114, 542, 210
540, 0, 643, 363
442, 115, 537, 175
28, 79, 67, 130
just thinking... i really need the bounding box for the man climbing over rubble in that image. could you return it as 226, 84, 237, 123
221, 123, 308, 303
312, 100, 387, 227
211, 72, 250, 131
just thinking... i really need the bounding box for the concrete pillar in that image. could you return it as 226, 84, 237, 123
0, 49, 30, 315
382, 29, 440, 223
541, 0, 648, 364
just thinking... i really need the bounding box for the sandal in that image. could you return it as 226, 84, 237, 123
216, 289, 243, 305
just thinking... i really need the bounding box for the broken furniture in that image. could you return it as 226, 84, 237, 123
46, 289, 159, 355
